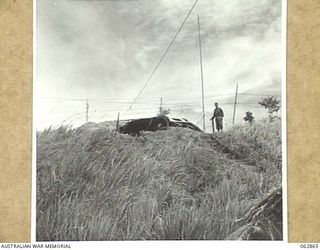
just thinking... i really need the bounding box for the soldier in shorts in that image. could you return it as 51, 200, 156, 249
210, 102, 224, 132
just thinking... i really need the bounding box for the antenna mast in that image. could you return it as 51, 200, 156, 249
232, 84, 239, 124
86, 98, 89, 122
198, 15, 205, 132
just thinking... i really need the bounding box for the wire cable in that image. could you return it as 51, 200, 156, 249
127, 0, 199, 111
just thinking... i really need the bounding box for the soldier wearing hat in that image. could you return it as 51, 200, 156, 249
210, 102, 224, 132
244, 111, 254, 123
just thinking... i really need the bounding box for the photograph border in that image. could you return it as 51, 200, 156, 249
0, 0, 319, 244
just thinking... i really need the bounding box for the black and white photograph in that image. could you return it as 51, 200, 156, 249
35, 0, 285, 241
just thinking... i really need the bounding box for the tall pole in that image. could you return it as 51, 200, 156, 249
159, 97, 163, 114
86, 98, 89, 122
232, 84, 238, 124
198, 15, 205, 132
116, 112, 120, 132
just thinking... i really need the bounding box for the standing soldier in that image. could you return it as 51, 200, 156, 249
210, 102, 224, 132
244, 111, 254, 124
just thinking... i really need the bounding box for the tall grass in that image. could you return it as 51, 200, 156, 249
36, 120, 282, 240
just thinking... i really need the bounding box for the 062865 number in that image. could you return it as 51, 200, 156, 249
300, 244, 319, 249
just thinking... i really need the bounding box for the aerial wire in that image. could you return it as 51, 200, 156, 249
126, 0, 199, 112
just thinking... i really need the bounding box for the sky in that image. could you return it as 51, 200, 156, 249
36, 0, 283, 130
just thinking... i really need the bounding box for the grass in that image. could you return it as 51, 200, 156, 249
36, 119, 282, 240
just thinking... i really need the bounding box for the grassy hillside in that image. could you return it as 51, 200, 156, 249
36, 119, 282, 240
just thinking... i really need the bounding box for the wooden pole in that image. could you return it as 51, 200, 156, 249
198, 15, 205, 132
86, 98, 89, 122
232, 84, 238, 124
116, 112, 120, 132
159, 97, 163, 114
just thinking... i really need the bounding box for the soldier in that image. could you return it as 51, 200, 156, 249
210, 102, 224, 132
244, 111, 254, 124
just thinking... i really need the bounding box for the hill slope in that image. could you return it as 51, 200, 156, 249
36, 120, 282, 240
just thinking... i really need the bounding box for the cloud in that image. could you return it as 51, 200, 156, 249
36, 0, 282, 128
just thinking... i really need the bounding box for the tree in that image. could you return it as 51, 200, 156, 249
258, 96, 280, 122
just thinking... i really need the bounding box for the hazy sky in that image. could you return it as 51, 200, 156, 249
36, 0, 283, 130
